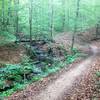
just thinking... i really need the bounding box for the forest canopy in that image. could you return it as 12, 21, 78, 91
0, 0, 100, 41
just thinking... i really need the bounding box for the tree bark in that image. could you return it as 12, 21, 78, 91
7, 0, 12, 25
71, 0, 81, 51
96, 21, 100, 38
14, 0, 19, 41
49, 0, 54, 40
29, 0, 33, 49
62, 0, 66, 32
2, 0, 5, 30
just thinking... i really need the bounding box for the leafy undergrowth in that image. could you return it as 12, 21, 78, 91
0, 44, 81, 98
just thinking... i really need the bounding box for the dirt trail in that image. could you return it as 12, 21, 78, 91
26, 44, 99, 100
7, 33, 100, 100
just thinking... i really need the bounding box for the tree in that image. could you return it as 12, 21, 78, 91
29, 0, 33, 48
1, 0, 5, 30
71, 0, 81, 51
95, 19, 100, 39
49, 0, 54, 40
7, 0, 12, 25
14, 0, 19, 41
67, 0, 70, 31
62, 0, 66, 32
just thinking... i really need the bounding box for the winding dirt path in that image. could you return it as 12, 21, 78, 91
26, 45, 99, 100
6, 33, 100, 100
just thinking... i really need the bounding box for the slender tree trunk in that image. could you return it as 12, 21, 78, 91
95, 21, 100, 39
2, 0, 5, 30
14, 0, 19, 41
67, 0, 70, 31
71, 0, 81, 51
37, 2, 40, 40
7, 0, 11, 25
29, 0, 33, 49
49, 0, 54, 41
62, 0, 66, 32
96, 24, 98, 38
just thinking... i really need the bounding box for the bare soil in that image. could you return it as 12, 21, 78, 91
0, 43, 25, 64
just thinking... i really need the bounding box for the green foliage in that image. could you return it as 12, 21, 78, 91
0, 48, 80, 97
0, 83, 26, 97
0, 88, 14, 97
66, 55, 76, 63
0, 0, 100, 42
1, 0, 98, 97
96, 71, 100, 77
0, 31, 16, 46
0, 80, 5, 90
72, 48, 78, 54
31, 76, 42, 82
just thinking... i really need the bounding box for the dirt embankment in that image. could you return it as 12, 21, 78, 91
0, 43, 25, 64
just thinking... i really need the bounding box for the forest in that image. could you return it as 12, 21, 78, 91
0, 0, 100, 100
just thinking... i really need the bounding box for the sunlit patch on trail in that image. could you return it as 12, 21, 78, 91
90, 45, 98, 54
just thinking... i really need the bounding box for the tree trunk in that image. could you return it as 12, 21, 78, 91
7, 0, 11, 25
49, 0, 54, 41
67, 0, 70, 31
29, 0, 33, 49
14, 0, 19, 41
71, 0, 81, 51
62, 0, 66, 32
2, 0, 5, 30
96, 21, 100, 39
